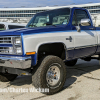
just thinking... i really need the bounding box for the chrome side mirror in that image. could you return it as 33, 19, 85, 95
75, 19, 91, 32
80, 19, 91, 26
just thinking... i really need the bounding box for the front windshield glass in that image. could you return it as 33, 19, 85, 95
26, 8, 70, 28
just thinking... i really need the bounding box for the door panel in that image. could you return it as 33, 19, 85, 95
73, 26, 97, 58
71, 9, 97, 58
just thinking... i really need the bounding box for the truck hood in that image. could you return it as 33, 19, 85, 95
0, 25, 71, 36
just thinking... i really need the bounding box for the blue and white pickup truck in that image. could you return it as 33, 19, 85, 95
0, 7, 99, 94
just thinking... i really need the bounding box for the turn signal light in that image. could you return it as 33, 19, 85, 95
26, 52, 36, 55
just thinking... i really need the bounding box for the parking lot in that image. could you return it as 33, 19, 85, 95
0, 59, 100, 100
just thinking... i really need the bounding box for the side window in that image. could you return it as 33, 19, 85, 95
52, 15, 69, 25
72, 12, 77, 26
75, 9, 90, 25
0, 24, 6, 31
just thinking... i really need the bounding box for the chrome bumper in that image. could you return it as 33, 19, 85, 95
0, 56, 31, 69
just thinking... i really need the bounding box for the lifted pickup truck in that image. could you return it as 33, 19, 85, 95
0, 7, 99, 94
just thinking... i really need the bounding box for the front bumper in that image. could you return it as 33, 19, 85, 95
0, 56, 31, 69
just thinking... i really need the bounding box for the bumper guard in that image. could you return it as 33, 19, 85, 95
0, 56, 31, 69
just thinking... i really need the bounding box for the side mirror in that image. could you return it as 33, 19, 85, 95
75, 19, 91, 32
80, 19, 91, 26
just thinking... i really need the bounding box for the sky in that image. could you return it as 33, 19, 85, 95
0, 0, 100, 8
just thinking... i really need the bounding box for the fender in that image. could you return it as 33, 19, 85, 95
36, 42, 67, 60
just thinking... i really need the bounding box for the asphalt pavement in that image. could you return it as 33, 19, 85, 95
0, 59, 100, 100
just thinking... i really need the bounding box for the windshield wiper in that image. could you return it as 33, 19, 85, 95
28, 25, 37, 27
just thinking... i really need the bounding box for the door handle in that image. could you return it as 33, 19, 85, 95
66, 36, 72, 42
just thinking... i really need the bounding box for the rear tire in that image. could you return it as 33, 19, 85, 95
32, 55, 67, 95
0, 73, 18, 82
65, 59, 77, 66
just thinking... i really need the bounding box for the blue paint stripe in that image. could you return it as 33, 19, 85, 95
23, 30, 97, 36
21, 33, 25, 56
67, 45, 97, 60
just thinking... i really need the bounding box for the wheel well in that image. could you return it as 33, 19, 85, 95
37, 43, 66, 60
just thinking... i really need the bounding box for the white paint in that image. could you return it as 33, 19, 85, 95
23, 30, 98, 54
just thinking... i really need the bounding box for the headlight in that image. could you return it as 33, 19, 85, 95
14, 37, 21, 44
13, 36, 22, 54
15, 47, 22, 54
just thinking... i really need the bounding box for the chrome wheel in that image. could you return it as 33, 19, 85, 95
46, 63, 60, 86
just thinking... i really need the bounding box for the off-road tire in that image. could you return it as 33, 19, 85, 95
32, 55, 67, 95
0, 73, 18, 82
65, 59, 77, 66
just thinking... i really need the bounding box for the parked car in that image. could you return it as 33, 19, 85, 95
0, 7, 99, 95
0, 22, 25, 31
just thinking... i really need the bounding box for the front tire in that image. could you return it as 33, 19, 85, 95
32, 55, 67, 95
0, 73, 18, 82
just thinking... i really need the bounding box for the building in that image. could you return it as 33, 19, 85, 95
0, 3, 100, 26
0, 6, 60, 25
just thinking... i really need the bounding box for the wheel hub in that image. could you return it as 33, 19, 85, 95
46, 64, 60, 86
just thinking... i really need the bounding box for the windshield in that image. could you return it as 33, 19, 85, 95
26, 8, 70, 28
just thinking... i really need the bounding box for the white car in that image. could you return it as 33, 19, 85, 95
0, 22, 25, 30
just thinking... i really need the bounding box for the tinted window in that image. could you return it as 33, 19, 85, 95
75, 9, 89, 25
8, 25, 25, 29
0, 24, 5, 31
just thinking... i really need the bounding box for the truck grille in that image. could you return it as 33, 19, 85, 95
0, 37, 12, 44
0, 36, 13, 54
0, 47, 12, 54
